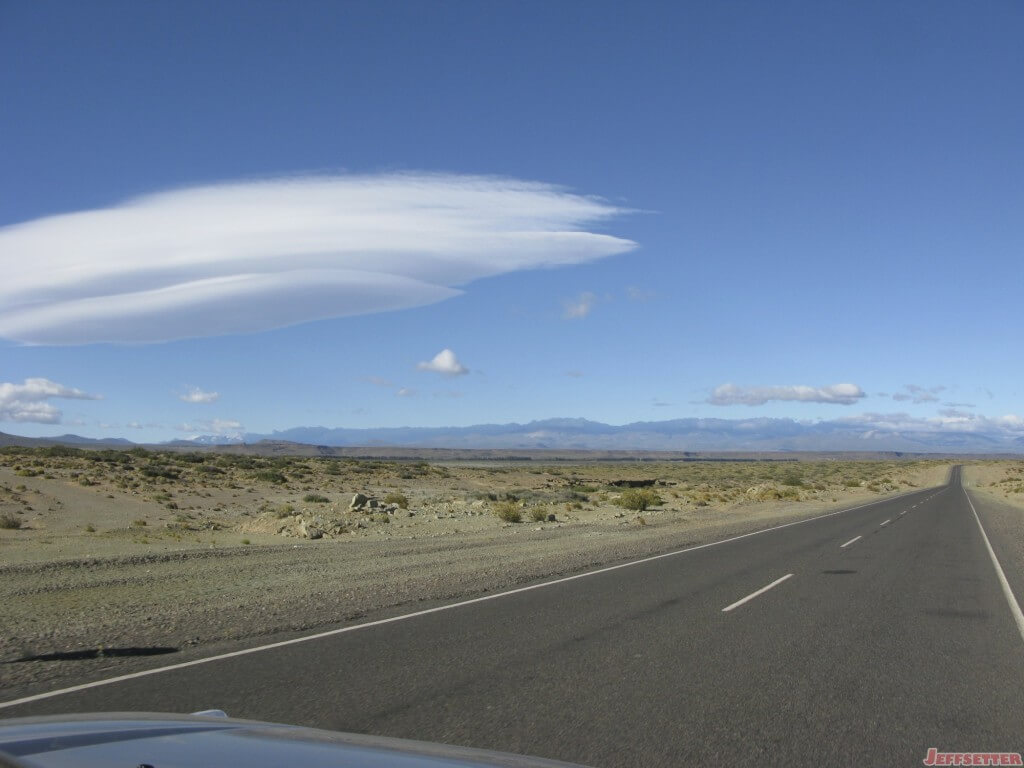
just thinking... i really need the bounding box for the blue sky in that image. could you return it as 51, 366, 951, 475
1, 0, 1022, 443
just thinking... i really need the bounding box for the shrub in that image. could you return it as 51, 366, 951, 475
494, 501, 522, 523
384, 492, 409, 509
303, 493, 330, 503
0, 513, 22, 530
41, 445, 81, 458
141, 465, 180, 480
274, 504, 295, 518
241, 538, 251, 545
529, 506, 547, 522
84, 523, 96, 532
89, 450, 133, 464
254, 470, 288, 484
131, 518, 147, 527
616, 488, 663, 512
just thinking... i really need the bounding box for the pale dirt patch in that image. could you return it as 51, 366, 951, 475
962, 461, 1024, 512
960, 462, 1024, 615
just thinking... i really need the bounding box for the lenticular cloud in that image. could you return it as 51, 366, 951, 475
0, 174, 636, 344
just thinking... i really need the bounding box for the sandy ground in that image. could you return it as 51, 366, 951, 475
0, 452, 951, 697
961, 461, 1024, 608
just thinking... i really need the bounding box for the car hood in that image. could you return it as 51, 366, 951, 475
0, 712, 591, 768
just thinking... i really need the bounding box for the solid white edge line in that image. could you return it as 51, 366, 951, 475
721, 573, 794, 613
840, 535, 862, 548
963, 488, 1024, 646
0, 484, 937, 711
880, 519, 891, 527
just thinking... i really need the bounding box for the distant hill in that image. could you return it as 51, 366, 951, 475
0, 432, 135, 448
2, 414, 1021, 455
233, 416, 1024, 454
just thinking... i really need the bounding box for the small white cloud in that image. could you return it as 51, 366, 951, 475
175, 418, 243, 437
363, 376, 393, 388
0, 174, 635, 345
709, 382, 865, 406
937, 408, 972, 419
563, 292, 597, 319
0, 377, 101, 424
179, 387, 220, 404
396, 387, 416, 397
838, 410, 1024, 435
417, 348, 469, 377
625, 286, 654, 302
891, 384, 945, 404
565, 370, 584, 378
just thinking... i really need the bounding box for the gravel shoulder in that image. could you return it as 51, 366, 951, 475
1, 462, 951, 701
962, 462, 1024, 628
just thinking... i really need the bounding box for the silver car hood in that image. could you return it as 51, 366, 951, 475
0, 712, 591, 768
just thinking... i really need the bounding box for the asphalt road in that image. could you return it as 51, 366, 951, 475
3, 466, 1023, 766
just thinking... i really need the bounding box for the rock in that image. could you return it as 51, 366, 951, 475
368, 498, 379, 509
546, 513, 557, 522
298, 521, 323, 539
349, 493, 369, 510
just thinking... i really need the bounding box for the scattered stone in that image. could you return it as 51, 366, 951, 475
349, 493, 368, 510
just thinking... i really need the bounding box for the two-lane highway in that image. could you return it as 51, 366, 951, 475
3, 467, 1022, 766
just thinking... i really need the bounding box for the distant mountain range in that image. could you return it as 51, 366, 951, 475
3, 416, 1022, 454
226, 416, 1023, 453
